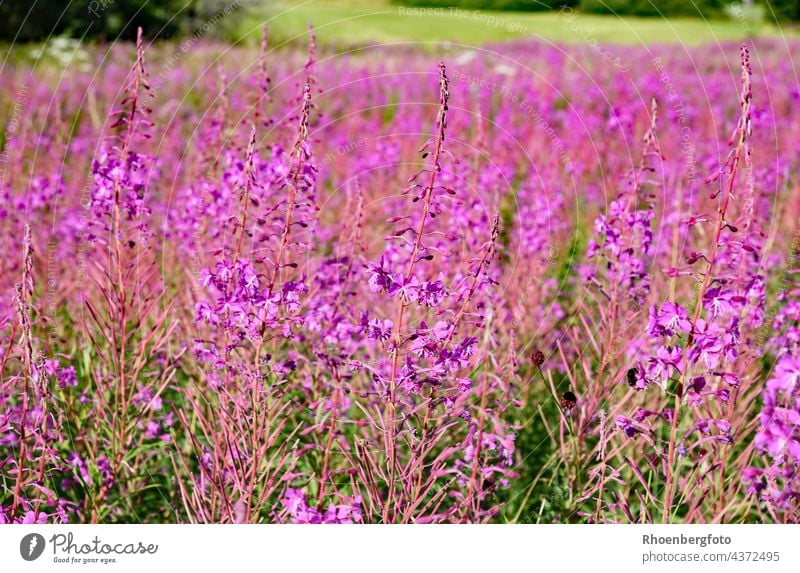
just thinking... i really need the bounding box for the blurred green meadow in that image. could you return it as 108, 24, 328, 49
248, 0, 792, 47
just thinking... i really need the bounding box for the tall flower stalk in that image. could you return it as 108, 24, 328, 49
382, 63, 450, 519
661, 44, 753, 522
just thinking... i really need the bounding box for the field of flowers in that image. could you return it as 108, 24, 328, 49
1, 26, 799, 524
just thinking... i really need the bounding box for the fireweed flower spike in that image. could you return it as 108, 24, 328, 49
378, 62, 451, 522
658, 45, 754, 523
584, 50, 758, 522
253, 25, 272, 124
576, 99, 663, 517
267, 82, 315, 291
83, 27, 176, 523
186, 81, 319, 524
354, 63, 506, 523
6, 226, 63, 524
201, 63, 230, 178
305, 23, 317, 78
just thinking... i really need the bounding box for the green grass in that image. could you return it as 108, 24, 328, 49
241, 0, 793, 48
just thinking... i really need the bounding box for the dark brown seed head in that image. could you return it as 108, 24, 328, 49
561, 391, 577, 410
530, 348, 545, 367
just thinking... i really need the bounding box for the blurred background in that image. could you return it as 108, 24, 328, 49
0, 0, 797, 47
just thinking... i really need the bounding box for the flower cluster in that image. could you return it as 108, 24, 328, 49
2, 27, 798, 526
